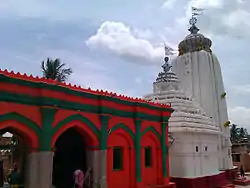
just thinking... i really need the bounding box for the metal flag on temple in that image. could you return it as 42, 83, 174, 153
192, 6, 204, 12
164, 43, 174, 55
191, 6, 204, 16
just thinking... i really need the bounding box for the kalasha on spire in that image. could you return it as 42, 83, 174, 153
178, 7, 212, 56
0, 69, 170, 108
188, 16, 199, 34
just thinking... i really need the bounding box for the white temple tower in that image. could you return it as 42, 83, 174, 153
171, 16, 233, 170
144, 55, 221, 177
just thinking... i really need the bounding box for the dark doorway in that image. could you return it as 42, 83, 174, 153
52, 128, 86, 188
0, 128, 28, 187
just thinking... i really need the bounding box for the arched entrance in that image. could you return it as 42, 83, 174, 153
52, 128, 86, 188
0, 114, 39, 188
0, 128, 28, 187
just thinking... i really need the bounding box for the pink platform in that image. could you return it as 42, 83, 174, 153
171, 168, 238, 188
234, 177, 250, 186
148, 182, 176, 188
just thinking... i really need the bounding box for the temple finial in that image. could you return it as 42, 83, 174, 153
188, 6, 204, 34
162, 44, 172, 73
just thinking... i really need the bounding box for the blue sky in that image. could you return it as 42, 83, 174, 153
0, 0, 250, 130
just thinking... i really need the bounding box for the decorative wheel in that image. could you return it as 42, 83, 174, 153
189, 17, 197, 25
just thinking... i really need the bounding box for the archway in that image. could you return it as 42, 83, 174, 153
0, 129, 35, 187
0, 115, 39, 187
52, 128, 87, 188
0, 128, 27, 187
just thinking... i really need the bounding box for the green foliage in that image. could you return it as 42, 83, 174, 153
224, 120, 230, 127
41, 58, 73, 82
221, 92, 227, 99
230, 124, 248, 143
239, 127, 248, 139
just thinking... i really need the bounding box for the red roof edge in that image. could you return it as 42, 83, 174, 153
0, 69, 172, 109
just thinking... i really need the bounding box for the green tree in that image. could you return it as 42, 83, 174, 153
230, 124, 249, 143
239, 127, 248, 141
41, 58, 73, 82
230, 124, 240, 143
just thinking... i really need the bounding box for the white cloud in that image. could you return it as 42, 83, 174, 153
86, 21, 174, 66
232, 85, 250, 95
225, 9, 250, 28
133, 28, 153, 40
228, 106, 250, 130
162, 0, 177, 9
190, 0, 223, 8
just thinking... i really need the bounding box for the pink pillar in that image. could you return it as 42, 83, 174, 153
86, 149, 107, 188
38, 151, 54, 188
25, 152, 39, 188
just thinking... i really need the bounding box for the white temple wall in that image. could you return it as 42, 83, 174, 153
213, 55, 232, 169
169, 132, 220, 178
172, 51, 220, 126
172, 51, 233, 169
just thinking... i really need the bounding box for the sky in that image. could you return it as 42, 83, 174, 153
0, 0, 250, 131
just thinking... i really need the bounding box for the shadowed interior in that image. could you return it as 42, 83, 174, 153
52, 128, 86, 188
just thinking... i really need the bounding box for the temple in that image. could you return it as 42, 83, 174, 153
144, 12, 237, 188
0, 69, 175, 188
172, 15, 233, 170
144, 55, 221, 177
